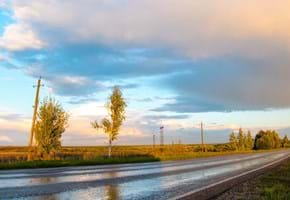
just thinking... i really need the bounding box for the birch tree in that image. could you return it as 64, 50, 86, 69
92, 86, 127, 158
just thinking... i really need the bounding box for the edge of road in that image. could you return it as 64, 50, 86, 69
170, 152, 290, 200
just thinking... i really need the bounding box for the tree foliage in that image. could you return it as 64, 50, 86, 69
281, 135, 289, 148
246, 130, 253, 150
92, 86, 127, 157
237, 128, 246, 150
229, 129, 253, 151
254, 130, 281, 150
229, 131, 238, 150
35, 97, 69, 159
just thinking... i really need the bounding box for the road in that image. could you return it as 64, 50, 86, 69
0, 150, 289, 200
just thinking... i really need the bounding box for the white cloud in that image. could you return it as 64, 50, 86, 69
0, 116, 30, 133
8, 0, 290, 57
0, 23, 45, 51
70, 102, 107, 117
0, 135, 12, 143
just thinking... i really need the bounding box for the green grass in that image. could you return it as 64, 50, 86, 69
0, 145, 287, 170
260, 159, 290, 200
0, 156, 160, 170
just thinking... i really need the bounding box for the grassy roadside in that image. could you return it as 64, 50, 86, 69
0, 156, 160, 170
158, 148, 288, 161
215, 158, 290, 200
0, 149, 286, 170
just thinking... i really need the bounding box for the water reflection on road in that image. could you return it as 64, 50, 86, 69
0, 153, 268, 188
105, 172, 120, 200
0, 151, 288, 200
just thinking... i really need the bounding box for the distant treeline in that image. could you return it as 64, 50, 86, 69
228, 128, 289, 151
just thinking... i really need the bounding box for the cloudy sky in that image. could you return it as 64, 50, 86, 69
0, 0, 290, 146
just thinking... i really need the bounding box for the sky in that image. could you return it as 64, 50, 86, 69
0, 0, 290, 146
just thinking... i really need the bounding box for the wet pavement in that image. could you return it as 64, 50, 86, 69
0, 150, 289, 200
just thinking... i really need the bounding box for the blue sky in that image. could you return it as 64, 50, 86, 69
0, 0, 290, 146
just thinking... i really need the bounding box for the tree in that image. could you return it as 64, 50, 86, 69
271, 130, 281, 148
246, 130, 253, 150
229, 132, 238, 150
237, 128, 246, 150
254, 130, 281, 150
92, 86, 127, 158
35, 97, 69, 159
256, 135, 272, 149
281, 135, 289, 148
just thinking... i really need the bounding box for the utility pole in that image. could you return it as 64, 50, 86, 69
201, 121, 204, 152
153, 133, 156, 148
160, 126, 164, 146
28, 78, 42, 158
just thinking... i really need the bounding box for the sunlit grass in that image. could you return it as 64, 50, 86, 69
0, 145, 288, 170
261, 160, 290, 200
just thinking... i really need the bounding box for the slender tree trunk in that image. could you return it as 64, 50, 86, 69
108, 139, 112, 158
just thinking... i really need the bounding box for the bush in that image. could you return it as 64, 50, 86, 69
256, 135, 272, 149
213, 143, 236, 152
35, 97, 69, 159
254, 130, 281, 150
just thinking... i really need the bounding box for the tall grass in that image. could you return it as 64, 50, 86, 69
0, 144, 286, 169
261, 159, 290, 199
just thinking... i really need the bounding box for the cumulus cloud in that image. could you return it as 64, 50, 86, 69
0, 114, 30, 133
156, 49, 290, 112
9, 0, 290, 57
25, 65, 107, 96
49, 75, 106, 96
0, 23, 45, 51
1, 0, 290, 112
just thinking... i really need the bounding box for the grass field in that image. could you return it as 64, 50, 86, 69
0, 144, 252, 161
0, 144, 286, 170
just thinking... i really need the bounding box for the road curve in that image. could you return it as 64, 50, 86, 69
0, 150, 289, 200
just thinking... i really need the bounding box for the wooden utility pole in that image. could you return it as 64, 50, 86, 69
28, 78, 42, 152
201, 121, 204, 152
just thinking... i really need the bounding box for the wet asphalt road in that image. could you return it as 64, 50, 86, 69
0, 150, 289, 200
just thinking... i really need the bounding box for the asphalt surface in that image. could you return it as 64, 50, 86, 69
0, 150, 289, 200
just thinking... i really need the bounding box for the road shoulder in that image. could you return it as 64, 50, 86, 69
176, 153, 289, 200
213, 158, 290, 200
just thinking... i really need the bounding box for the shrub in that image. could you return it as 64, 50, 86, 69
254, 130, 281, 150
35, 97, 69, 159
